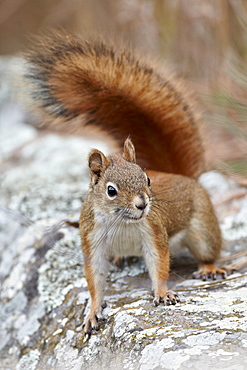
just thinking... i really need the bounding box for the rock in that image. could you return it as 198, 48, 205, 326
1, 95, 247, 368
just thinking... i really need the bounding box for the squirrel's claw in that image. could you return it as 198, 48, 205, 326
192, 263, 227, 281
219, 263, 238, 275
153, 291, 180, 306
83, 316, 97, 336
83, 333, 91, 343
83, 310, 106, 338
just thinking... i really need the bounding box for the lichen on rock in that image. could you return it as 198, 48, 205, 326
1, 116, 247, 369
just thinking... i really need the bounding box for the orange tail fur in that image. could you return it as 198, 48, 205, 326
24, 33, 205, 178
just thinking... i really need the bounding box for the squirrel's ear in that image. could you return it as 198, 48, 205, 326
123, 138, 136, 163
88, 149, 110, 184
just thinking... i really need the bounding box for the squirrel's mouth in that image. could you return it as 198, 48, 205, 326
116, 204, 150, 223
123, 211, 148, 223
124, 215, 143, 222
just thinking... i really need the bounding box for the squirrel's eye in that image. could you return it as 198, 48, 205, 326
107, 185, 118, 198
147, 177, 151, 187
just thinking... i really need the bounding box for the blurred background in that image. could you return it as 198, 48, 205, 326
0, 0, 247, 181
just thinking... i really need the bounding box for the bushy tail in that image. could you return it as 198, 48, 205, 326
24, 33, 205, 178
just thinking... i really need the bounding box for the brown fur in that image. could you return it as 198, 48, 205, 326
147, 170, 222, 263
25, 33, 205, 178
23, 36, 225, 337
79, 139, 224, 336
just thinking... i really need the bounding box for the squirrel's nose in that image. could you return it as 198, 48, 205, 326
134, 194, 148, 210
135, 202, 147, 211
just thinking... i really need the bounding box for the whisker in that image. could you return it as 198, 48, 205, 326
150, 185, 174, 195
150, 203, 169, 219
0, 206, 34, 227
151, 197, 169, 206
108, 208, 128, 256
92, 208, 126, 251
0, 205, 82, 261
150, 192, 176, 206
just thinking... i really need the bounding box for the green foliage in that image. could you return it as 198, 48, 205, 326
203, 57, 247, 178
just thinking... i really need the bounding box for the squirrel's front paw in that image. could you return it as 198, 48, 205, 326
83, 310, 106, 339
153, 290, 180, 306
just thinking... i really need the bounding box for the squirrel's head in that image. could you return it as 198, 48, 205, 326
88, 138, 151, 222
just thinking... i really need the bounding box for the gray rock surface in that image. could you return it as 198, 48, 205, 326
1, 68, 247, 369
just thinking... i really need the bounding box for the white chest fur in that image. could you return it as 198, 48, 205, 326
89, 211, 154, 258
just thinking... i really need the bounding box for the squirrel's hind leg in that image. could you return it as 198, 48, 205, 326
184, 219, 226, 280
185, 216, 226, 280
183, 183, 228, 281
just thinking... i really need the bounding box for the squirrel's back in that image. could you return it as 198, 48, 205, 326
24, 33, 205, 178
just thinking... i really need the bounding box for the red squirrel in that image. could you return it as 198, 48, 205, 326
24, 33, 227, 336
